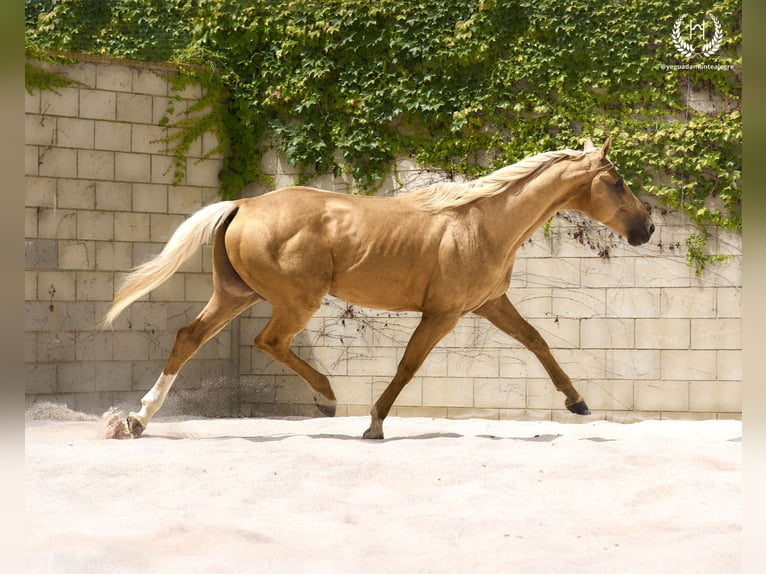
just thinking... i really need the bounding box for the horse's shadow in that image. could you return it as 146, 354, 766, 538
141, 431, 617, 443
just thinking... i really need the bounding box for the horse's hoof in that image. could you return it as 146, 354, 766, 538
126, 415, 145, 438
363, 427, 384, 440
313, 395, 337, 417
566, 401, 591, 416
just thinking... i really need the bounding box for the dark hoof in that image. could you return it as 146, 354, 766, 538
362, 428, 384, 440
566, 401, 591, 416
313, 395, 337, 417
126, 415, 145, 438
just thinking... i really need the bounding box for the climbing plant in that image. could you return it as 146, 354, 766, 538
26, 0, 741, 265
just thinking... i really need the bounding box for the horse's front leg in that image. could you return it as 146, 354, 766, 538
474, 294, 591, 415
364, 312, 461, 439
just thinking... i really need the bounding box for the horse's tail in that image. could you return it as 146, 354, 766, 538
102, 201, 239, 328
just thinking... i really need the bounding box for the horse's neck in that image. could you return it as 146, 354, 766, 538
480, 162, 588, 247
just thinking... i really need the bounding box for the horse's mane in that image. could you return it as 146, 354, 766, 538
410, 148, 593, 212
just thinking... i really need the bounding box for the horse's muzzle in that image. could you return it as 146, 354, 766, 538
627, 220, 655, 246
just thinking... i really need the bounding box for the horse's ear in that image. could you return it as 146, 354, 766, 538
583, 138, 596, 152
600, 136, 613, 157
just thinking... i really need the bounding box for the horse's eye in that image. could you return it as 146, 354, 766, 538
614, 179, 624, 191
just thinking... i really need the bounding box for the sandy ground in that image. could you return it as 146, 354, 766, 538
25, 405, 741, 573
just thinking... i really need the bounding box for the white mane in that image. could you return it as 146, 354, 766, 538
411, 148, 592, 212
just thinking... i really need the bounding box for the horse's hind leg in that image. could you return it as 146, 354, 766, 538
474, 294, 591, 415
254, 305, 337, 416
126, 290, 259, 437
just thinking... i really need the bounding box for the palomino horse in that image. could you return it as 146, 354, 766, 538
104, 137, 654, 439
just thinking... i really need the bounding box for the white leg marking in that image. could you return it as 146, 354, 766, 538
130, 373, 177, 429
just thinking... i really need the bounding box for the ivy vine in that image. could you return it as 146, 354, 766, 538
26, 0, 741, 270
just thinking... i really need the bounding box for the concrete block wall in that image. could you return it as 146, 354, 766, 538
25, 56, 232, 415
25, 56, 741, 421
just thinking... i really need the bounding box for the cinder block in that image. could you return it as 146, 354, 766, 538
96, 181, 132, 211
149, 274, 185, 302
635, 318, 690, 349
25, 89, 40, 113
132, 67, 169, 96
551, 288, 605, 318
63, 61, 96, 88
95, 121, 131, 151
115, 93, 152, 125
473, 378, 525, 409
580, 317, 634, 349
606, 287, 661, 318
716, 287, 741, 318
25, 238, 58, 269
25, 271, 37, 300
113, 331, 151, 361
57, 178, 96, 209
526, 257, 581, 288
40, 87, 79, 116
149, 213, 185, 242
581, 257, 636, 288
25, 114, 56, 146
26, 145, 39, 176
96, 63, 133, 92
661, 287, 716, 318
524, 378, 560, 409
635, 380, 689, 411
635, 257, 692, 287
76, 271, 114, 301
26, 176, 56, 207
717, 350, 742, 381
37, 271, 76, 301
94, 362, 133, 392
115, 212, 150, 242
37, 208, 77, 239
25, 301, 56, 331
132, 124, 168, 154
26, 208, 38, 238
132, 183, 167, 212
422, 377, 473, 407
79, 89, 116, 120
58, 240, 95, 270
96, 242, 133, 271
56, 117, 94, 149
346, 346, 398, 376
26, 363, 57, 394
77, 149, 115, 180
128, 302, 168, 331
115, 152, 151, 183
77, 211, 113, 240
661, 350, 717, 381
532, 317, 580, 349
499, 351, 547, 379
39, 147, 77, 178
150, 154, 176, 184
578, 379, 634, 411
57, 362, 96, 393
186, 157, 222, 188
58, 301, 98, 331
607, 349, 660, 380
37, 332, 75, 362
689, 381, 741, 412
691, 318, 741, 349
447, 351, 498, 378
75, 331, 113, 361
168, 186, 202, 214
334, 376, 375, 406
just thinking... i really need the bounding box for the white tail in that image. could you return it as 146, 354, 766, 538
102, 201, 239, 328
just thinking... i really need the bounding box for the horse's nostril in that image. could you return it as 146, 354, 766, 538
648, 223, 655, 235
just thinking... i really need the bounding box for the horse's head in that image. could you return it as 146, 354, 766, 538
574, 137, 655, 246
